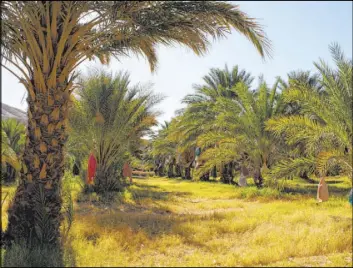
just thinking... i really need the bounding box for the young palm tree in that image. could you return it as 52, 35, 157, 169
1, 1, 271, 245
266, 44, 352, 181
1, 119, 26, 183
196, 78, 284, 187
68, 70, 162, 192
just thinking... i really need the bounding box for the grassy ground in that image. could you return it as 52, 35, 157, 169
1, 175, 352, 267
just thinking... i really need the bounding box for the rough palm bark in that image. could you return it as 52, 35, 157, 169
5, 86, 69, 245
3, 2, 76, 246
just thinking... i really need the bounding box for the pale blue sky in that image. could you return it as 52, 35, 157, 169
2, 1, 352, 124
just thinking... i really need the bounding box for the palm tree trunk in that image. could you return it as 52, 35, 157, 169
158, 163, 164, 177
200, 172, 210, 181
238, 165, 248, 187
185, 162, 193, 180
221, 164, 228, 183
175, 164, 182, 177
185, 167, 191, 180
211, 166, 217, 178
167, 162, 174, 178
253, 167, 263, 188
221, 162, 233, 184
299, 171, 315, 183
228, 162, 234, 182
4, 86, 69, 246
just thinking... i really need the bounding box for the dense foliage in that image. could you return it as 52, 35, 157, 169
68, 70, 162, 192
151, 44, 352, 188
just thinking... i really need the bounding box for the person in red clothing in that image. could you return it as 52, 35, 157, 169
87, 151, 97, 185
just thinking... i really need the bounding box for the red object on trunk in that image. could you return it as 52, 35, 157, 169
87, 153, 97, 185
123, 162, 133, 184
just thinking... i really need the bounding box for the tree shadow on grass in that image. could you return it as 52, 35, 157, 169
88, 205, 229, 252
77, 180, 192, 212
2, 238, 76, 267
74, 180, 228, 251
283, 184, 351, 197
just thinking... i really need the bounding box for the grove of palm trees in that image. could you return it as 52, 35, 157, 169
1, 1, 352, 267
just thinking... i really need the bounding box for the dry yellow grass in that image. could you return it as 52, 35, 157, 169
1, 176, 352, 267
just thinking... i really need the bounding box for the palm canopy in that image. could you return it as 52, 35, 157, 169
68, 70, 162, 188
183, 65, 254, 105
266, 44, 352, 179
176, 65, 254, 151
151, 120, 176, 158
278, 70, 323, 115
279, 70, 322, 93
1, 1, 272, 82
195, 78, 284, 182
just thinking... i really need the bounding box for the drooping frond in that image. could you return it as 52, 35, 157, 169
269, 157, 316, 180
267, 44, 352, 178
1, 130, 21, 171
1, 1, 272, 80
68, 70, 163, 173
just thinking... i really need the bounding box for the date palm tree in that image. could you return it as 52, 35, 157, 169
195, 78, 284, 187
266, 44, 352, 181
68, 70, 162, 192
1, 1, 271, 245
180, 65, 254, 182
275, 70, 323, 182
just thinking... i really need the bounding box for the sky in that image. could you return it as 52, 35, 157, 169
2, 1, 352, 125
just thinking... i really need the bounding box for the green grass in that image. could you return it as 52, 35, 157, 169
1, 175, 352, 267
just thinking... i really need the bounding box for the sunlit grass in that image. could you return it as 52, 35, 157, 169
1, 175, 352, 267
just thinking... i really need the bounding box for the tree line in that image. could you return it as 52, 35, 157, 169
151, 45, 352, 189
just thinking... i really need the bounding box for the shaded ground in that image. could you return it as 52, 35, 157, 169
1, 176, 352, 267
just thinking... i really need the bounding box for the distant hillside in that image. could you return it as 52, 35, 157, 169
1, 103, 27, 124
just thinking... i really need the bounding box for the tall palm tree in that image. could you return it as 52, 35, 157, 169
68, 70, 162, 192
1, 1, 271, 245
180, 65, 254, 182
1, 119, 26, 183
276, 70, 323, 182
266, 44, 352, 181
196, 78, 284, 187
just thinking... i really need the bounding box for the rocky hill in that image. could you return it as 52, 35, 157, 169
1, 103, 27, 124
